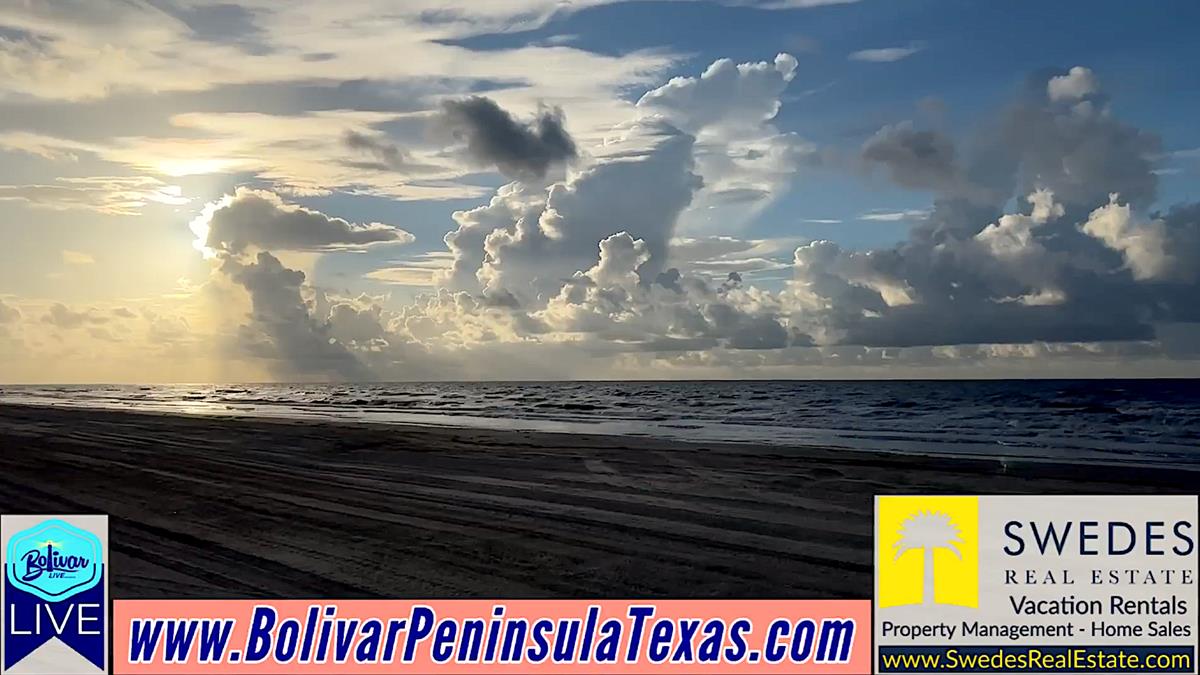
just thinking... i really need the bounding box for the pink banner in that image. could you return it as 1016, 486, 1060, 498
113, 599, 870, 674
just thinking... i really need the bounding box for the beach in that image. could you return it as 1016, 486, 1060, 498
0, 403, 1195, 600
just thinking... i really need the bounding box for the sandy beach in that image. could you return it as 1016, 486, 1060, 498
0, 403, 1195, 600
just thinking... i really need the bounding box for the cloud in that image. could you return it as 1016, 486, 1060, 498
364, 253, 454, 287
1047, 66, 1100, 103
861, 122, 963, 193
61, 250, 95, 265
536, 231, 795, 351
636, 53, 798, 134
666, 235, 795, 277
635, 53, 812, 233
195, 188, 414, 254
437, 96, 576, 180
441, 118, 701, 299
220, 251, 370, 380
0, 1, 679, 102
11, 46, 1199, 380
342, 130, 441, 173
859, 209, 930, 222
0, 176, 189, 215
859, 66, 1159, 245
786, 171, 1200, 350
41, 303, 110, 329
849, 43, 924, 63
1080, 196, 1199, 282
0, 299, 20, 323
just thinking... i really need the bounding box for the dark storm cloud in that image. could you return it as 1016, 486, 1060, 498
438, 96, 576, 180
221, 252, 369, 381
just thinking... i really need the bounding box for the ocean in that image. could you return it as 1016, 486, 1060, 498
2, 380, 1198, 466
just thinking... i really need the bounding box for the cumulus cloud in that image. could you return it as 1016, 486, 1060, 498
189, 54, 816, 379
441, 119, 700, 300
637, 53, 798, 133
221, 251, 370, 380
366, 59, 1197, 378
634, 53, 812, 233
25, 55, 1185, 382
1047, 66, 1100, 103
785, 168, 1200, 349
1079, 196, 1197, 282
859, 66, 1161, 248
536, 231, 793, 351
195, 188, 414, 254
437, 96, 576, 180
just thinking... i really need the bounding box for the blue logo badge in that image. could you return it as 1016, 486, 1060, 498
5, 519, 102, 602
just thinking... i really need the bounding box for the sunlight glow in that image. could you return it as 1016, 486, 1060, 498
156, 158, 238, 177
188, 194, 233, 259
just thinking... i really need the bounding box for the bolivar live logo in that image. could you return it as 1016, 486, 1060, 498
2, 515, 108, 674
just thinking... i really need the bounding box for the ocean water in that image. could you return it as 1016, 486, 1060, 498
2, 380, 1198, 466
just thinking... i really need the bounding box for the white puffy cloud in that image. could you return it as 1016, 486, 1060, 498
442, 118, 701, 301
636, 53, 798, 133
536, 232, 792, 351
1081, 196, 1172, 281
635, 53, 812, 234
975, 188, 1062, 257
1047, 66, 1100, 103
194, 188, 414, 255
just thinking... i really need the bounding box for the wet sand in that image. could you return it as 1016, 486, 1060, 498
0, 403, 1194, 599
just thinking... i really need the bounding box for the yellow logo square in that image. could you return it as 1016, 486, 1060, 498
877, 495, 978, 608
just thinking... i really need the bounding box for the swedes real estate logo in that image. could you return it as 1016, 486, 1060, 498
875, 496, 1198, 674
2, 515, 108, 674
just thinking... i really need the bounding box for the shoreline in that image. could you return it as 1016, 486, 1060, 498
0, 403, 1195, 600
2, 398, 1196, 477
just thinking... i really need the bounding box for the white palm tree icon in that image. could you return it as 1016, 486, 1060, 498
894, 510, 963, 605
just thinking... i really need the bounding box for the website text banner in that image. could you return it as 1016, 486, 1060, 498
113, 599, 869, 674
874, 495, 1198, 674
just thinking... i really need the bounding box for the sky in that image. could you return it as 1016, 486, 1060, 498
1, 0, 1199, 382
